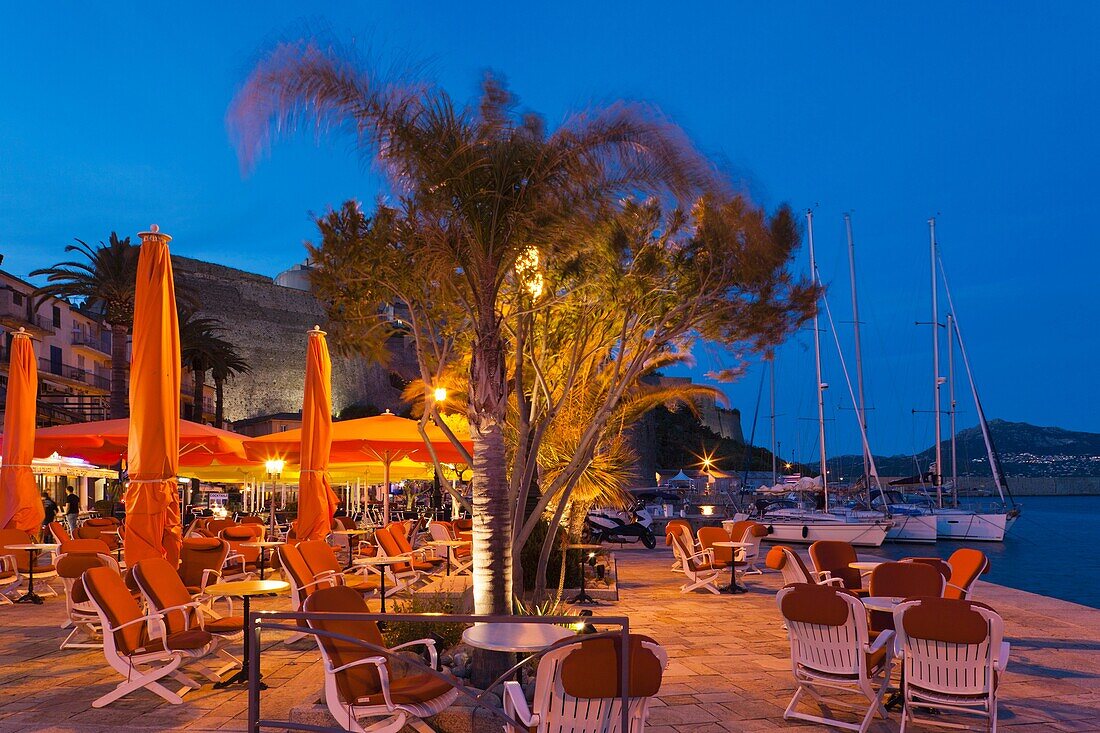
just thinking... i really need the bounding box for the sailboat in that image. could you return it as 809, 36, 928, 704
927, 219, 1020, 541
757, 211, 890, 547
823, 215, 936, 543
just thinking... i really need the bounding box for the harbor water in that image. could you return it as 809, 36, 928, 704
872, 495, 1100, 609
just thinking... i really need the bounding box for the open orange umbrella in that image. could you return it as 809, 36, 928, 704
9, 417, 247, 467
0, 328, 44, 534
295, 327, 339, 541
124, 225, 182, 566
244, 411, 473, 522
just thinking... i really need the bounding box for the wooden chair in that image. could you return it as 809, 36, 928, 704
374, 526, 428, 594
427, 522, 471, 575
0, 528, 58, 598
808, 540, 866, 596
221, 525, 262, 580
55, 541, 117, 649
503, 634, 667, 733
132, 557, 242, 677
0, 552, 18, 605
389, 522, 442, 570
667, 531, 722, 595
777, 583, 895, 733
664, 520, 695, 573
730, 521, 767, 575
82, 565, 219, 707
304, 585, 457, 733
893, 597, 1009, 732
765, 545, 845, 587
299, 540, 382, 595
867, 561, 944, 633
279, 542, 341, 644
48, 521, 72, 545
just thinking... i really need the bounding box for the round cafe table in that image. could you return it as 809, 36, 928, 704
426, 539, 470, 576
861, 595, 904, 613
712, 541, 752, 594
462, 622, 574, 654
242, 541, 284, 580
849, 561, 883, 573
205, 579, 289, 689
7, 543, 58, 605
334, 529, 373, 569
352, 555, 412, 613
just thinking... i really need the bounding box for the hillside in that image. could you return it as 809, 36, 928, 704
827, 420, 1100, 478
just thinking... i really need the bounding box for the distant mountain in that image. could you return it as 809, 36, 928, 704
826, 420, 1100, 478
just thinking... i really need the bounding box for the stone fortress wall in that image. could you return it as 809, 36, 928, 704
172, 256, 416, 422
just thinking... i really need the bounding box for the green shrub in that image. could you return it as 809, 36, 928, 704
382, 592, 469, 653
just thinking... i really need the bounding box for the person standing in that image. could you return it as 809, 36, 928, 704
63, 485, 80, 533
41, 491, 59, 527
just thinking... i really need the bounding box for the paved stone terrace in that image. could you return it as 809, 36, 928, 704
1, 545, 1098, 732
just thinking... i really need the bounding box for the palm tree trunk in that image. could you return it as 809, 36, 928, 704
191, 364, 206, 423
214, 377, 225, 428
109, 322, 129, 419
468, 318, 513, 689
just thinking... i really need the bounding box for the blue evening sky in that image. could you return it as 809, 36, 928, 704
1, 3, 1096, 461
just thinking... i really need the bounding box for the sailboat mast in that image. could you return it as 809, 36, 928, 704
770, 356, 777, 486
929, 218, 944, 507
807, 210, 829, 508
845, 214, 870, 482
947, 313, 959, 507
938, 258, 1014, 507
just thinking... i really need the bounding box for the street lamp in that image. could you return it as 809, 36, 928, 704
433, 386, 448, 403
265, 458, 285, 538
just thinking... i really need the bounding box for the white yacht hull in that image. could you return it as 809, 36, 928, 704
935, 508, 1017, 541
886, 513, 938, 543
760, 515, 890, 547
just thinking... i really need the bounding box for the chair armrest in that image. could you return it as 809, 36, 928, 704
866, 629, 894, 655
821, 576, 846, 587
0, 554, 18, 575
390, 638, 439, 669
996, 641, 1010, 672
301, 575, 339, 592
814, 570, 833, 581
156, 601, 203, 630
328, 656, 396, 709
107, 614, 162, 634
199, 568, 223, 589
945, 581, 967, 595
502, 680, 537, 727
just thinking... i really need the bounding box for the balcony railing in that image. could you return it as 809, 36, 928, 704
71, 331, 112, 355
37, 357, 110, 391
0, 299, 55, 332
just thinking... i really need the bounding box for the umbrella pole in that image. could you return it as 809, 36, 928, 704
382, 453, 391, 526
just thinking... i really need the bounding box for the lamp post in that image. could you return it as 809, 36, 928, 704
265, 458, 284, 539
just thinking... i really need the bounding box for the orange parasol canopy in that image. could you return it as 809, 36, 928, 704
243, 411, 472, 465
10, 417, 248, 467
245, 410, 472, 525
295, 327, 339, 541
124, 226, 183, 566
0, 329, 45, 533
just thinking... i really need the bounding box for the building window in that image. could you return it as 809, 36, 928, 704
12, 292, 23, 306
52, 306, 62, 328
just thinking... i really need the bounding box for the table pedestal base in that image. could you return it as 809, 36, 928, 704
719, 584, 748, 594
215, 667, 266, 690
14, 592, 45, 605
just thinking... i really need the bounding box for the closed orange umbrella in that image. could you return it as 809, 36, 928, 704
124, 226, 182, 566
295, 327, 339, 541
0, 328, 44, 533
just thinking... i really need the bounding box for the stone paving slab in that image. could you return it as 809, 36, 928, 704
0, 545, 1098, 731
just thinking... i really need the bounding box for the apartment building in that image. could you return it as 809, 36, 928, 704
0, 269, 113, 425
0, 267, 214, 426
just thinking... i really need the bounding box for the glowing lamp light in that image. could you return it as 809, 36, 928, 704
700, 505, 715, 516
265, 459, 285, 476
433, 386, 448, 402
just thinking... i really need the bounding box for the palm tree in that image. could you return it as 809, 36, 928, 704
210, 347, 251, 428
230, 44, 714, 617
178, 309, 229, 423
32, 234, 140, 418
